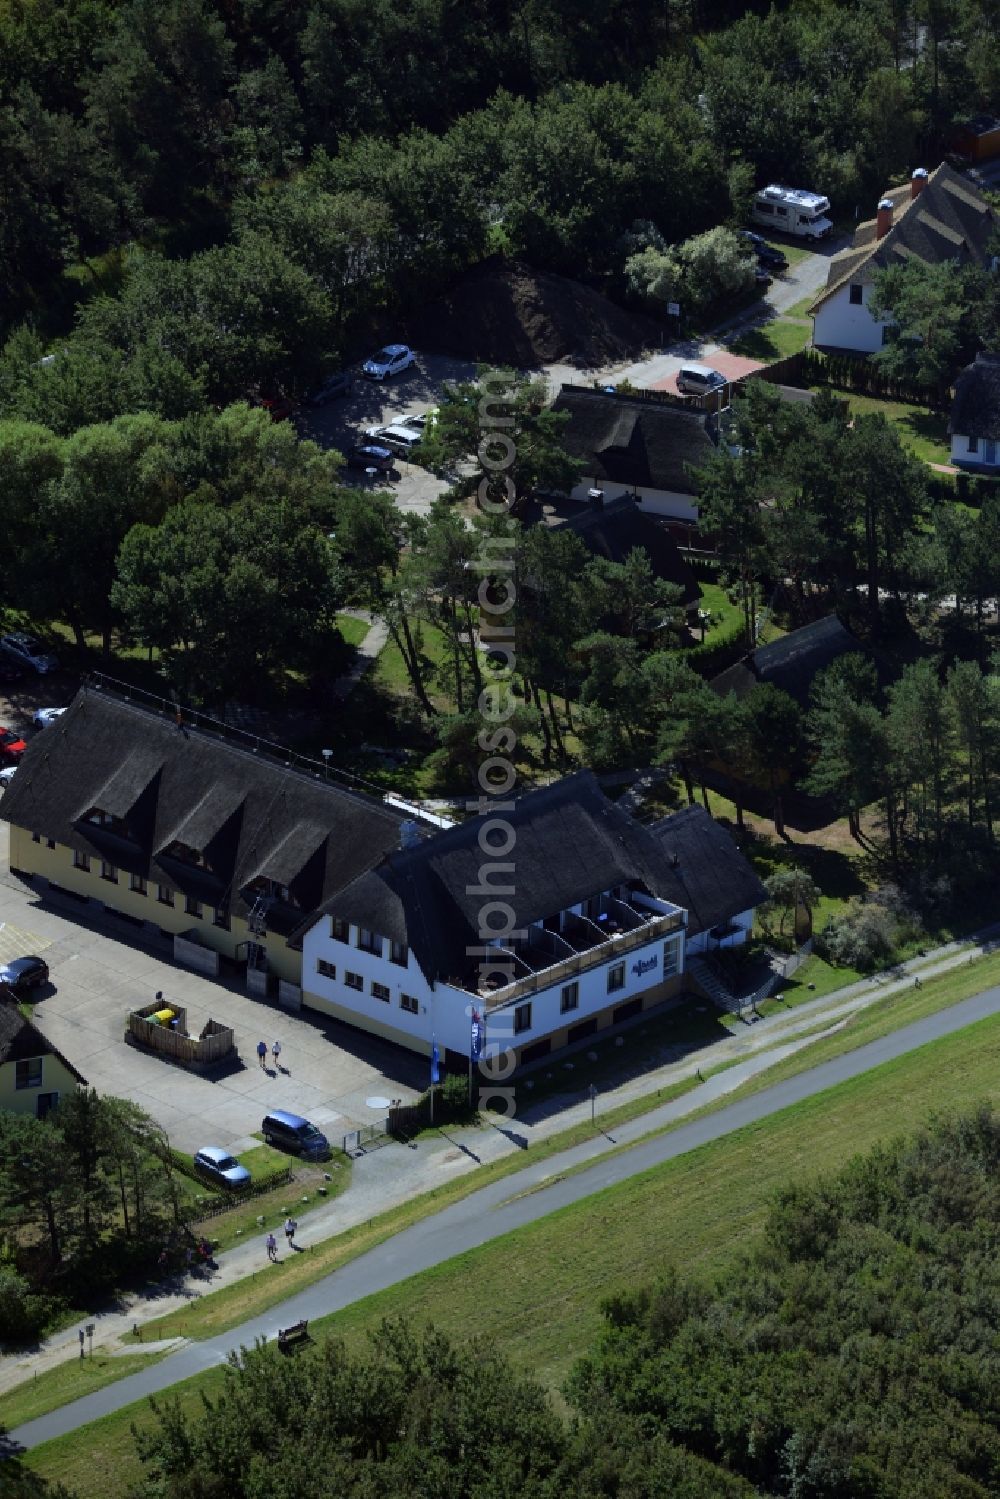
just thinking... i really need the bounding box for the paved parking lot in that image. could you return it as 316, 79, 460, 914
0, 825, 424, 1155
296, 351, 478, 515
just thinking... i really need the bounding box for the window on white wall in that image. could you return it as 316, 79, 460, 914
514, 1002, 532, 1034
663, 937, 681, 978
389, 941, 408, 967
969, 436, 979, 454
560, 981, 579, 1013
130, 873, 147, 895
400, 993, 419, 1014
316, 959, 336, 979
607, 961, 625, 994
371, 981, 390, 1003
357, 927, 382, 956
849, 284, 863, 305
101, 860, 118, 883
344, 971, 363, 991
331, 917, 349, 942
73, 850, 90, 872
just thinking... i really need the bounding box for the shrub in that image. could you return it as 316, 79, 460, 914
816, 885, 922, 971
0, 1264, 52, 1345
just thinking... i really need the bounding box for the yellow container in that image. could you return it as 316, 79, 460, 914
152, 1008, 175, 1026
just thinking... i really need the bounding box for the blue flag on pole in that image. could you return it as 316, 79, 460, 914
470, 1009, 482, 1063
430, 1037, 440, 1085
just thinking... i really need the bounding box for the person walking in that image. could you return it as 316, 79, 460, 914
256, 1039, 267, 1069
284, 1216, 297, 1249
266, 1232, 278, 1263
272, 1039, 282, 1071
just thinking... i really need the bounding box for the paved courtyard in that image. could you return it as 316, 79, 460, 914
0, 825, 424, 1155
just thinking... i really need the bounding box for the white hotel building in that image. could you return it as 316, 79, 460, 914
298, 773, 764, 1070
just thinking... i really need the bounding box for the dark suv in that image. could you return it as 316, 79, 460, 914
261, 1110, 330, 1159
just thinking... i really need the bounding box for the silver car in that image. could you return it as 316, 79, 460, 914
192, 1147, 252, 1190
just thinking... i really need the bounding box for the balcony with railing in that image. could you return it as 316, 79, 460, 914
473, 891, 685, 1010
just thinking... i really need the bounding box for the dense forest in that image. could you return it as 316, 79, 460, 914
2, 0, 1000, 955
3, 0, 1000, 391
11, 1108, 1000, 1498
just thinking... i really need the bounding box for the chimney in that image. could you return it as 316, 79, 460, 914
910, 166, 928, 199
876, 197, 894, 239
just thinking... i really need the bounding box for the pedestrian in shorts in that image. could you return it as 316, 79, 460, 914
266, 1232, 278, 1263
284, 1216, 297, 1248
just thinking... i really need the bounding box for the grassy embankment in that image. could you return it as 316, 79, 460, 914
16, 947, 1000, 1496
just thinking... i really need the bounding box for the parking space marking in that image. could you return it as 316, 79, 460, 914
0, 921, 52, 962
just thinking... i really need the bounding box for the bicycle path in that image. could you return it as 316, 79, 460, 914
12, 979, 1000, 1452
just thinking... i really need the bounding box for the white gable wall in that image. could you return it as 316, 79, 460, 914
951, 431, 1000, 467
812, 282, 893, 355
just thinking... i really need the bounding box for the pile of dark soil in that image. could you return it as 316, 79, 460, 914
407, 259, 660, 368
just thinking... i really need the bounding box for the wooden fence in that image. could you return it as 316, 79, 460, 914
126, 1002, 236, 1069
183, 1165, 294, 1223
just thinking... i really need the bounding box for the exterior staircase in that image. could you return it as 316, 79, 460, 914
688, 954, 776, 1021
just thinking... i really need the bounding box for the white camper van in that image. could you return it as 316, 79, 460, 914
751, 185, 833, 240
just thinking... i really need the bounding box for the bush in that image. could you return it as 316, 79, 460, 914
0, 1264, 53, 1345
816, 885, 922, 972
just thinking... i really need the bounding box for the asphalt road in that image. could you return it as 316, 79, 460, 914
12, 981, 1000, 1451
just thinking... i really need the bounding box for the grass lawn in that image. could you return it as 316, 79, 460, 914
781, 292, 818, 319
29, 996, 1000, 1499
0, 1353, 164, 1433
816, 390, 952, 465
335, 613, 371, 649
691, 580, 740, 639
371, 621, 452, 701
730, 316, 812, 361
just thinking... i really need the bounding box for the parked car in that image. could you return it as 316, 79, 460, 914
305, 370, 354, 405
193, 1146, 252, 1190
0, 726, 27, 763
676, 363, 727, 396
1, 633, 59, 674
0, 766, 17, 788
256, 394, 297, 422
362, 422, 424, 456
362, 344, 415, 380
346, 442, 396, 474
261, 1109, 330, 1159
737, 230, 789, 271
0, 955, 49, 991
32, 706, 68, 729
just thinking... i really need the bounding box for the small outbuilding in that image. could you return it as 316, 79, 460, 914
949, 351, 1000, 470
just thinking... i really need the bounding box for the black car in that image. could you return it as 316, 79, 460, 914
306, 370, 354, 405
737, 229, 788, 271
347, 443, 395, 474
0, 955, 49, 992
756, 245, 788, 271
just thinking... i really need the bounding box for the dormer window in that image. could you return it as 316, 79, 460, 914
245, 876, 296, 906
84, 807, 129, 837
162, 840, 206, 868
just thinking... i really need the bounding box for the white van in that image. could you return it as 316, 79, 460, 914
752, 185, 832, 240
676, 364, 726, 396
